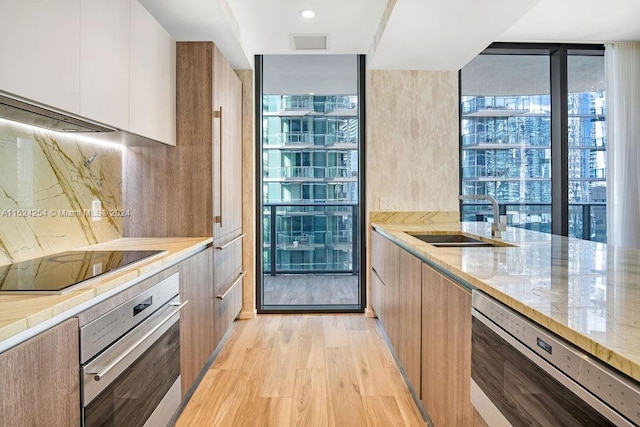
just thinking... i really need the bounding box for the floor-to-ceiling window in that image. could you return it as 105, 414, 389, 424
257, 55, 364, 312
460, 44, 606, 242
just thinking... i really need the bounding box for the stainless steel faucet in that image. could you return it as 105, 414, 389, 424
459, 194, 505, 238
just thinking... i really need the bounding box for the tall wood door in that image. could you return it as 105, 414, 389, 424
212, 45, 243, 242
421, 263, 473, 426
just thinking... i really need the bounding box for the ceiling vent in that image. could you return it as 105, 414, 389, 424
289, 34, 329, 51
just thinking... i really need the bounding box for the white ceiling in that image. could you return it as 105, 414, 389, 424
499, 0, 640, 44
139, 0, 640, 71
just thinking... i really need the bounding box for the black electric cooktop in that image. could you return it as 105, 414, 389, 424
0, 250, 165, 294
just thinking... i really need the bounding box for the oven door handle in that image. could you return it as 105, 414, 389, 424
89, 300, 188, 381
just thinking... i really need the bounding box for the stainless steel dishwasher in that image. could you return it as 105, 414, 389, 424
471, 290, 640, 426
80, 272, 187, 427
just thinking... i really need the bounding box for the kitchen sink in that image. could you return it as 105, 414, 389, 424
410, 234, 498, 248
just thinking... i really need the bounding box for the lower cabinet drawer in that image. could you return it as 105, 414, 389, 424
213, 271, 244, 347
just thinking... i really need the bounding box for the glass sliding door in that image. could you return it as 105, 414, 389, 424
258, 55, 363, 312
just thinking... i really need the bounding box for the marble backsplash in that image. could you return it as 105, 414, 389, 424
370, 211, 460, 225
0, 120, 122, 266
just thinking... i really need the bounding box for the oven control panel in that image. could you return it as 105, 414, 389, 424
472, 290, 640, 426
79, 273, 179, 363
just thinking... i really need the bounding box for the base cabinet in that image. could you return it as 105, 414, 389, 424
370, 231, 421, 397
371, 230, 476, 426
214, 271, 243, 347
421, 263, 473, 426
398, 248, 422, 399
179, 247, 215, 396
0, 319, 80, 426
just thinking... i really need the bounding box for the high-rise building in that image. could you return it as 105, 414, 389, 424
460, 53, 606, 242
262, 94, 359, 272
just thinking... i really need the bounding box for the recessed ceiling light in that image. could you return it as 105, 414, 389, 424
300, 9, 315, 19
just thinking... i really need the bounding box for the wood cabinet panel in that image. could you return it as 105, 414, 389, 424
383, 242, 400, 351
421, 263, 473, 426
213, 238, 243, 292
398, 248, 422, 399
370, 230, 399, 345
370, 269, 385, 318
213, 45, 243, 240
0, 0, 80, 113
0, 319, 80, 426
214, 273, 243, 347
371, 230, 384, 280
370, 232, 422, 398
179, 247, 215, 396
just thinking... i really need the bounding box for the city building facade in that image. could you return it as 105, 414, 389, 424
262, 94, 359, 273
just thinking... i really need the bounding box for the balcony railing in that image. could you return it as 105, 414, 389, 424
264, 132, 358, 146
264, 166, 356, 180
263, 203, 358, 275
460, 202, 606, 242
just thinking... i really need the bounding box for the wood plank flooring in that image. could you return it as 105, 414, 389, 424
176, 314, 425, 426
263, 275, 359, 305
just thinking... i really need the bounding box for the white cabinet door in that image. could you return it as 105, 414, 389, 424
129, 0, 176, 145
0, 0, 80, 114
80, 0, 130, 129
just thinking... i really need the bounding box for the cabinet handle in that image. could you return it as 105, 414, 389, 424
90, 300, 189, 381
217, 271, 246, 300
214, 106, 223, 227
215, 233, 246, 250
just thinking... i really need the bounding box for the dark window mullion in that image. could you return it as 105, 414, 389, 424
551, 47, 569, 236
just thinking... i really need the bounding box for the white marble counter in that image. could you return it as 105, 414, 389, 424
0, 237, 211, 351
373, 221, 640, 383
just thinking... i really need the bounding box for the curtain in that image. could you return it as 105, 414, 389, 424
605, 42, 640, 248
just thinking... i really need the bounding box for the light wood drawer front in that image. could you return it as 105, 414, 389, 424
213, 274, 242, 346
214, 234, 243, 291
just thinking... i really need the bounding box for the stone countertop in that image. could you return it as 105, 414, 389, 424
372, 221, 640, 383
0, 237, 212, 351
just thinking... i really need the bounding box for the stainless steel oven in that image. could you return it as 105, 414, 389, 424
471, 290, 640, 427
80, 273, 187, 427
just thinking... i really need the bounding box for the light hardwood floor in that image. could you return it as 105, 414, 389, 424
176, 314, 425, 426
263, 275, 359, 305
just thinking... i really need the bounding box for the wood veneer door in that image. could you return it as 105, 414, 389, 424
384, 241, 401, 352
421, 263, 473, 426
0, 318, 79, 426
370, 230, 384, 280
212, 44, 243, 241
179, 247, 215, 396
370, 269, 385, 320
398, 248, 422, 397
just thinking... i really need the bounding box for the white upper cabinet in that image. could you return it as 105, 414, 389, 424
0, 0, 175, 145
129, 0, 176, 146
80, 0, 130, 130
0, 0, 81, 114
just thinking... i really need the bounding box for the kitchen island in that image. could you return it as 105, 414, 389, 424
372, 219, 640, 426
373, 221, 640, 382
